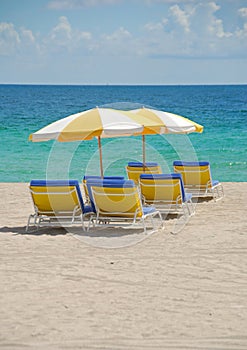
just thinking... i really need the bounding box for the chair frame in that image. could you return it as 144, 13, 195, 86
140, 175, 194, 218
173, 161, 224, 201
88, 182, 163, 233
26, 181, 93, 232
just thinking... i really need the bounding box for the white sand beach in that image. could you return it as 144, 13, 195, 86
0, 182, 247, 349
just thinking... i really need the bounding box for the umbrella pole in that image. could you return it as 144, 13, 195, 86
97, 136, 104, 178
142, 135, 146, 171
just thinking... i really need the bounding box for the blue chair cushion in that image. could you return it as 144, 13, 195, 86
128, 162, 159, 168
29, 179, 93, 214
143, 206, 157, 215
173, 161, 210, 167
212, 180, 219, 186
140, 173, 182, 180
184, 193, 193, 202
83, 175, 125, 181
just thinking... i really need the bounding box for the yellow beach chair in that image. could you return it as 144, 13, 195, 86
126, 162, 162, 185
82, 175, 125, 203
140, 174, 195, 217
86, 179, 163, 233
173, 161, 224, 201
26, 180, 94, 232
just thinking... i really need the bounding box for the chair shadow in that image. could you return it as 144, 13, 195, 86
72, 227, 146, 238
0, 226, 67, 236
192, 196, 213, 204
0, 225, 150, 238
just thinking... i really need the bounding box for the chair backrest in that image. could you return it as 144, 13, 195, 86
82, 175, 125, 199
29, 180, 86, 215
87, 179, 143, 218
140, 173, 185, 204
126, 162, 162, 184
173, 161, 212, 188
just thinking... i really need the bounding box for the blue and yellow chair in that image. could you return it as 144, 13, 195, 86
86, 179, 163, 233
173, 161, 224, 201
26, 180, 94, 232
139, 173, 195, 217
82, 175, 125, 203
126, 162, 162, 185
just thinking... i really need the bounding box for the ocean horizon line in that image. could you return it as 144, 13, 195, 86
0, 83, 246, 87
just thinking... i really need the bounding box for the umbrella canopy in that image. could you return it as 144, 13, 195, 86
130, 107, 203, 134
29, 107, 144, 177
129, 107, 203, 164
29, 107, 144, 142
29, 106, 203, 177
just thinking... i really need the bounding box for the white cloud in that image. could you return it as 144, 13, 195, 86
40, 4, 247, 59
0, 22, 40, 59
142, 1, 247, 58
208, 18, 232, 38
238, 7, 247, 18
104, 27, 131, 41
94, 27, 137, 56
144, 18, 168, 32
169, 4, 193, 33
144, 22, 164, 32
43, 16, 92, 53
144, 0, 196, 3
20, 28, 35, 44
48, 0, 122, 9
237, 7, 247, 38
49, 16, 72, 42
0, 22, 20, 55
1, 2, 247, 62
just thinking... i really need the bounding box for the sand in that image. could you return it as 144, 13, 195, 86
0, 182, 247, 350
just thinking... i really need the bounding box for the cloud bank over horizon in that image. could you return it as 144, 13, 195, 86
0, 0, 246, 84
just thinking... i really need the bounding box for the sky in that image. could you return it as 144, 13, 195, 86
0, 0, 247, 85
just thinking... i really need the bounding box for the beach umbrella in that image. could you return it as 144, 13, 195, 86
129, 107, 203, 164
29, 107, 144, 177
29, 106, 203, 176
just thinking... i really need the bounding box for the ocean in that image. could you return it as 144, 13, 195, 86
0, 84, 246, 182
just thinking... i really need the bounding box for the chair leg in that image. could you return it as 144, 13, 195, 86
26, 214, 38, 232
142, 218, 147, 234
81, 215, 86, 231
26, 214, 33, 232
158, 212, 165, 230
212, 184, 224, 201
188, 200, 195, 216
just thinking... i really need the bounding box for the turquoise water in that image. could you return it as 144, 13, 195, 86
0, 84, 246, 182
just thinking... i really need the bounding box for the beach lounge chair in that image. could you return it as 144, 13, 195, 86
126, 162, 162, 185
26, 180, 94, 232
173, 161, 224, 201
86, 179, 163, 233
82, 175, 125, 203
139, 173, 195, 217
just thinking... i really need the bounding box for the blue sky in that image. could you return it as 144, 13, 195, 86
0, 0, 247, 84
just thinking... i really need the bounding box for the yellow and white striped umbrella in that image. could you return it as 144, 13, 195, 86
29, 107, 144, 177
29, 106, 203, 176
29, 107, 144, 142
130, 107, 203, 134
129, 107, 203, 164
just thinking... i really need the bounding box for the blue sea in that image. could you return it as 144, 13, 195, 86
0, 84, 246, 182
